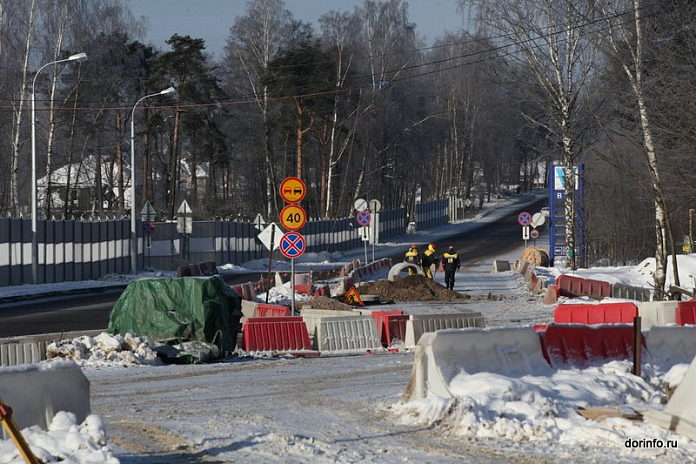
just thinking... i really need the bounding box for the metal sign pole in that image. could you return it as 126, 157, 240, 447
265, 224, 275, 304
291, 258, 295, 315
364, 239, 368, 265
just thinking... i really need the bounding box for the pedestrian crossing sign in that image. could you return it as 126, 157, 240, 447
344, 287, 364, 306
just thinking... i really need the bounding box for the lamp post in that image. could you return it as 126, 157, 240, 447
130, 87, 175, 275
32, 52, 87, 284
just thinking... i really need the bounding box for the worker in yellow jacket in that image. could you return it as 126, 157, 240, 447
404, 245, 420, 275
421, 243, 437, 279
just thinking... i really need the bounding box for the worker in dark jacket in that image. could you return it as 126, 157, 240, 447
442, 246, 460, 290
421, 243, 437, 279
404, 244, 421, 275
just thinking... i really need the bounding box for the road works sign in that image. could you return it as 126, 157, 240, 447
280, 204, 307, 231
279, 232, 306, 259
344, 287, 364, 306
279, 177, 306, 203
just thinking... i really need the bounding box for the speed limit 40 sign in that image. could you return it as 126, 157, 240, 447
280, 204, 307, 231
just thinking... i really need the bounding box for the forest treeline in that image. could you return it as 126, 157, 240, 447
1, 0, 696, 285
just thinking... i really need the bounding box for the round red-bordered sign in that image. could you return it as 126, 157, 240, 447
356, 210, 372, 226
280, 204, 307, 231
279, 232, 306, 259
142, 221, 156, 236
279, 177, 307, 204
518, 211, 532, 226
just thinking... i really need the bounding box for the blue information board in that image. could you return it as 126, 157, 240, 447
548, 164, 585, 267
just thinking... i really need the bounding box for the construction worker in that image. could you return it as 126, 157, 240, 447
421, 243, 437, 279
404, 244, 421, 275
442, 246, 460, 290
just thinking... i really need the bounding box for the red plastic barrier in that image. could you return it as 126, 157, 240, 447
242, 317, 313, 352
384, 315, 410, 347
676, 301, 696, 325
543, 285, 559, 305
556, 275, 584, 297
233, 285, 244, 298
540, 324, 644, 366
370, 311, 404, 346
313, 285, 330, 297
256, 304, 291, 318
554, 303, 638, 324
581, 278, 612, 300
556, 275, 611, 300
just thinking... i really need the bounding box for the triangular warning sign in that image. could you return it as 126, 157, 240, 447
344, 286, 364, 306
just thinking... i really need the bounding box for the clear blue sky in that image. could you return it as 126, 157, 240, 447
127, 0, 464, 59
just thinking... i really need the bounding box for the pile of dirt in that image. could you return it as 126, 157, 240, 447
302, 296, 355, 311
356, 275, 471, 302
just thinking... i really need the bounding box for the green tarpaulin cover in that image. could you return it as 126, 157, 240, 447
108, 276, 242, 354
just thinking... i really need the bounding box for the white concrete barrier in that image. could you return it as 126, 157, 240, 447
645, 326, 696, 366
0, 342, 41, 367
315, 316, 382, 351
638, 301, 678, 328
388, 262, 425, 281
404, 313, 485, 347
301, 308, 361, 340
402, 327, 551, 402
0, 361, 90, 438
240, 300, 259, 323
645, 353, 696, 441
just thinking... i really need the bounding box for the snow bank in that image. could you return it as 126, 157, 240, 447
47, 333, 161, 367
394, 359, 696, 460
0, 412, 119, 464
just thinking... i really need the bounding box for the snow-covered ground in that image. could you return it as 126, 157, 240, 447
2, 193, 696, 463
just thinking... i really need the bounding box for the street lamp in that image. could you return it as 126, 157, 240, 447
130, 86, 175, 274
32, 52, 87, 284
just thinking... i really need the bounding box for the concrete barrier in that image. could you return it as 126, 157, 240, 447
645, 326, 696, 366
388, 262, 425, 281
241, 317, 313, 352
492, 260, 511, 273
0, 361, 90, 436
554, 302, 638, 324
402, 327, 551, 402
611, 282, 651, 302
315, 316, 382, 351
638, 301, 678, 328
529, 273, 544, 294
300, 308, 357, 339
645, 353, 696, 441
404, 312, 485, 347
540, 324, 644, 367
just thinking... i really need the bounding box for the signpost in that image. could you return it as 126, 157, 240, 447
280, 231, 306, 315
278, 177, 308, 311
356, 210, 372, 263
549, 164, 585, 267
176, 200, 193, 263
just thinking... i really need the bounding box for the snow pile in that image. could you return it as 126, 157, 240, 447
255, 281, 315, 307
394, 360, 696, 460
47, 332, 161, 367
0, 412, 119, 464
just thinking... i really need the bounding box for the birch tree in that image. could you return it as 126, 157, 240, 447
462, 0, 600, 269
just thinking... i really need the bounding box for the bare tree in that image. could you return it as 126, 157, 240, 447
463, 0, 600, 269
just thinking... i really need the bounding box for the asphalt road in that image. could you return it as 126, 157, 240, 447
0, 198, 545, 338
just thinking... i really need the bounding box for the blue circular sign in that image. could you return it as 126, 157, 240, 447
518, 212, 532, 226
279, 232, 306, 259
356, 210, 372, 226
